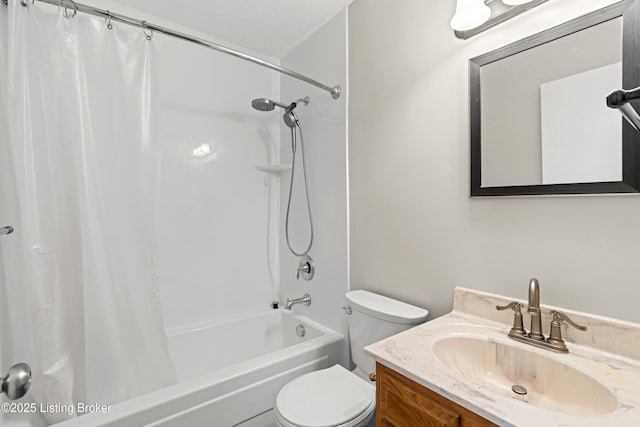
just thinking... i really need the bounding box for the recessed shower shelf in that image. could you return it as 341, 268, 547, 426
254, 164, 292, 174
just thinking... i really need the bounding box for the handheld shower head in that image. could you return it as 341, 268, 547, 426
283, 110, 297, 129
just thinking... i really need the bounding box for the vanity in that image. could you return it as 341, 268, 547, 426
365, 286, 640, 427
376, 362, 496, 426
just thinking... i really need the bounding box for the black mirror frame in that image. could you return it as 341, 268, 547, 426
470, 0, 640, 197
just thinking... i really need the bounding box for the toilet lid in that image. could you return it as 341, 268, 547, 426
276, 365, 375, 427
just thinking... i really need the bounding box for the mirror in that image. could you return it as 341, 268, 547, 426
470, 0, 640, 196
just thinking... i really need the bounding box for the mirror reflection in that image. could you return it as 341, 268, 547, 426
481, 18, 622, 187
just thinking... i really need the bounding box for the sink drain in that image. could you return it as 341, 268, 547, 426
512, 385, 528, 395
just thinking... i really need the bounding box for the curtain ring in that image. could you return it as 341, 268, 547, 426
105, 10, 112, 30
141, 21, 153, 40
20, 0, 34, 7
63, 0, 78, 19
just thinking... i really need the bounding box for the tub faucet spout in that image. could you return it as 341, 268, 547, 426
285, 294, 311, 310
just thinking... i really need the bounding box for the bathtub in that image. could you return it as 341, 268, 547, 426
45, 309, 345, 426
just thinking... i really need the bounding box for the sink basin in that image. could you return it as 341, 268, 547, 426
432, 335, 618, 416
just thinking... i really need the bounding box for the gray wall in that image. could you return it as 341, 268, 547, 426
348, 0, 640, 322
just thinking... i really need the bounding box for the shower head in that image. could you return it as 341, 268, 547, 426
283, 110, 297, 129
251, 96, 310, 128
251, 98, 288, 112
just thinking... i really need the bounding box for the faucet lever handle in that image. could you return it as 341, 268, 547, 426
547, 310, 587, 353
550, 310, 587, 331
296, 255, 314, 281
496, 301, 523, 313
496, 302, 527, 336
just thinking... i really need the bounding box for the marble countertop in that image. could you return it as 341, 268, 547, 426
364, 287, 640, 427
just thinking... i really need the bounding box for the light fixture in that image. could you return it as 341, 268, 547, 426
452, 0, 549, 39
450, 0, 491, 32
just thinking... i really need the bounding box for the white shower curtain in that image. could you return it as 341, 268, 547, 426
0, 1, 176, 423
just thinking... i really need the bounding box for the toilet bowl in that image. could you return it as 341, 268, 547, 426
274, 290, 428, 427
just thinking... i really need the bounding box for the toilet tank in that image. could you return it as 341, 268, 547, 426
345, 290, 428, 375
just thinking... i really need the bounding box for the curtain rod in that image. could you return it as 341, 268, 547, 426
22, 0, 342, 100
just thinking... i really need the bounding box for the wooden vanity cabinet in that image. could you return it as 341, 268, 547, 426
376, 363, 497, 427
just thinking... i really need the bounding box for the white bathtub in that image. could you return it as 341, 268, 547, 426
47, 309, 344, 427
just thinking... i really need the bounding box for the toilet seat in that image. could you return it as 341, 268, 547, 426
275, 365, 376, 427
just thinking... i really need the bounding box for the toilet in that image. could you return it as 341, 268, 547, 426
274, 290, 429, 427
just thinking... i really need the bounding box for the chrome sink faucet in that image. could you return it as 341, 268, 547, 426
496, 278, 587, 353
285, 294, 311, 310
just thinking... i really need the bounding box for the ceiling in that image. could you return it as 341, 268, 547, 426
110, 0, 355, 58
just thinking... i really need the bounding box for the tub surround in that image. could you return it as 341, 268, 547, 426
365, 287, 640, 427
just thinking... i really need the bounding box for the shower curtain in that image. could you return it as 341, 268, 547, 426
0, 1, 176, 423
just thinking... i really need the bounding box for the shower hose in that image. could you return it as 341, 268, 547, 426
285, 111, 314, 257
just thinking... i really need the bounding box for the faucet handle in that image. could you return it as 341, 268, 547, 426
297, 255, 315, 281
496, 302, 527, 336
496, 301, 523, 313
547, 310, 587, 353
550, 310, 587, 331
